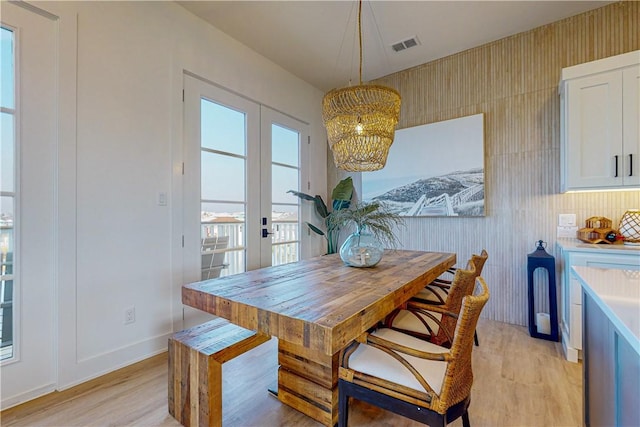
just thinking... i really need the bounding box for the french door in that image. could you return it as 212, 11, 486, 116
182, 74, 307, 325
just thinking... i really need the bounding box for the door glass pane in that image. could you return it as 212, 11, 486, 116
1, 26, 15, 361
0, 197, 14, 360
201, 152, 245, 201
271, 203, 298, 265
272, 124, 298, 165
1, 27, 14, 109
271, 124, 299, 266
201, 99, 245, 156
201, 100, 246, 277
1, 113, 14, 192
272, 164, 299, 204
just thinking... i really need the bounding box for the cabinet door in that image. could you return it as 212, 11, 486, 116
573, 252, 640, 271
565, 72, 623, 189
622, 65, 640, 186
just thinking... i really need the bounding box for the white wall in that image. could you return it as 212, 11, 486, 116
4, 0, 326, 406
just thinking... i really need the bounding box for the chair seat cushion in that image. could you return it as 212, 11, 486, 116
390, 308, 442, 336
415, 284, 448, 304
347, 328, 448, 395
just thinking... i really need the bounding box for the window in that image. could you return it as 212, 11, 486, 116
185, 75, 306, 289
200, 98, 247, 277
1, 25, 16, 361
271, 123, 300, 266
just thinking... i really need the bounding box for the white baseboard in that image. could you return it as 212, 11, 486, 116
57, 332, 172, 392
1, 383, 56, 411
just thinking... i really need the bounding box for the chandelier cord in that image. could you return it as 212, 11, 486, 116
322, 0, 401, 172
358, 0, 363, 85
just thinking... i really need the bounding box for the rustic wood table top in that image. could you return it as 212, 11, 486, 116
183, 249, 456, 356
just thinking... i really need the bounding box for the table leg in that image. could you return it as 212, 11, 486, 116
277, 340, 340, 427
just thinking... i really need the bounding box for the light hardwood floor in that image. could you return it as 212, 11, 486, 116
1, 318, 582, 426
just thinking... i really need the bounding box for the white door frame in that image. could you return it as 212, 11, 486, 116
0, 2, 58, 409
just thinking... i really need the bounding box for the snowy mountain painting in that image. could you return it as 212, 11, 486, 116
362, 114, 484, 217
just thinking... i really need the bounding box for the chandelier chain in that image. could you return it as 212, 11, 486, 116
321, 0, 401, 172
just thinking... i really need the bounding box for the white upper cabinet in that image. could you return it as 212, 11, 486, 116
560, 51, 640, 192
622, 65, 640, 187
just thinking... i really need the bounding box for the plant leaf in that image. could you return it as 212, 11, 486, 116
327, 201, 404, 249
331, 177, 353, 206
313, 196, 329, 218
333, 199, 351, 212
287, 190, 316, 202
306, 222, 325, 236
360, 203, 379, 215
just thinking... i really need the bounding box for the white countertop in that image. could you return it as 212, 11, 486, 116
572, 266, 640, 354
558, 238, 640, 255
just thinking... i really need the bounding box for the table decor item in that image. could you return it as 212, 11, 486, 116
331, 201, 404, 267
618, 209, 640, 245
339, 225, 384, 267
577, 216, 615, 244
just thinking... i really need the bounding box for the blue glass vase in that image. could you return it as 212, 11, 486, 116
339, 226, 384, 267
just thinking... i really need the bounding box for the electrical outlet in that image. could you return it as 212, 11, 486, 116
124, 306, 135, 325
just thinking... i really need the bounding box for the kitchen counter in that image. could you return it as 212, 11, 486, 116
573, 265, 640, 426
572, 266, 639, 353
558, 237, 640, 255
556, 240, 640, 362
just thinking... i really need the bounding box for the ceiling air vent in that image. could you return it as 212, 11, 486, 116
391, 36, 420, 53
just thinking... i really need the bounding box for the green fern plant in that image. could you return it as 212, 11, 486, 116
329, 201, 404, 249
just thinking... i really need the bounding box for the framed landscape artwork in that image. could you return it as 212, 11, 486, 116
362, 113, 485, 217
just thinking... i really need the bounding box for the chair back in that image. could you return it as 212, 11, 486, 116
201, 236, 229, 280
435, 277, 489, 413
431, 263, 476, 346
470, 249, 488, 276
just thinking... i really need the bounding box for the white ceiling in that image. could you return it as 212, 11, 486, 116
178, 1, 612, 92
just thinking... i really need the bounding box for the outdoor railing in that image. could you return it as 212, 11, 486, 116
201, 220, 299, 275
0, 250, 13, 359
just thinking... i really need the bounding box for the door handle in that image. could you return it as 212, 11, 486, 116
614, 155, 619, 177
262, 229, 274, 238
629, 154, 633, 177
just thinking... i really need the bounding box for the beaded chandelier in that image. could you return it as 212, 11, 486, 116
322, 1, 401, 172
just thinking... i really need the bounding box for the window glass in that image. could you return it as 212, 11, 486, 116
1, 113, 14, 192
272, 164, 299, 205
1, 27, 14, 109
0, 26, 14, 361
200, 100, 247, 276
201, 99, 245, 156
201, 152, 245, 202
271, 124, 298, 166
271, 123, 300, 266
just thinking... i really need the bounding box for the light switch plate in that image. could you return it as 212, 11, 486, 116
558, 214, 576, 227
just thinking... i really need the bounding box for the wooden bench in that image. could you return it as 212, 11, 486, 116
168, 318, 270, 427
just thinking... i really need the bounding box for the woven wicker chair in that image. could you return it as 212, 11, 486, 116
409, 249, 487, 346
338, 277, 489, 427
384, 261, 477, 348
414, 250, 488, 306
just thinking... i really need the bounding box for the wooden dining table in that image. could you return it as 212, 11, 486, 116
182, 249, 455, 426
